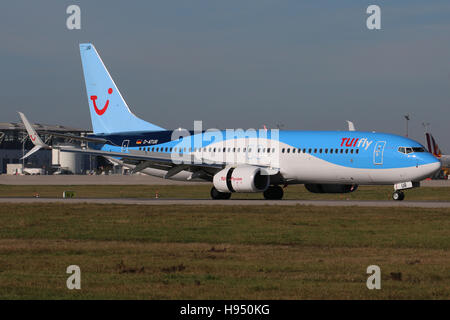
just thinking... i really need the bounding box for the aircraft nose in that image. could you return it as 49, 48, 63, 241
430, 159, 442, 174
423, 157, 441, 177
414, 153, 441, 180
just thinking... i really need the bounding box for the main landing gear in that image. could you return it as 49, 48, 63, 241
263, 185, 284, 200
210, 185, 285, 200
392, 190, 405, 201
210, 187, 231, 200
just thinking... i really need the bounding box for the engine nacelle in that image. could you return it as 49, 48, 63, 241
304, 184, 358, 193
213, 166, 270, 193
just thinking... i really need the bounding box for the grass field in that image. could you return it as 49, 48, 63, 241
0, 202, 449, 299
1, 184, 450, 201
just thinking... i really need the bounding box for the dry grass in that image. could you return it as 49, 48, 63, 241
0, 203, 449, 299
0, 239, 448, 299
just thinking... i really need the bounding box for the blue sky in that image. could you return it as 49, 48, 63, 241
1, 1, 450, 149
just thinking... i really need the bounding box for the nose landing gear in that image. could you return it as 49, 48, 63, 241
392, 181, 419, 201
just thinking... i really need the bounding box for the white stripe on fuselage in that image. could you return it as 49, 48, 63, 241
278, 153, 437, 184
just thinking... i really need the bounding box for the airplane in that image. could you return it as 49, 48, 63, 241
18, 43, 441, 201
425, 132, 450, 168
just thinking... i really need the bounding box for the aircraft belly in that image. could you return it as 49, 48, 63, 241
281, 156, 366, 184
280, 155, 426, 185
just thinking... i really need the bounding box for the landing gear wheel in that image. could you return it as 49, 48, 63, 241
263, 185, 284, 200
392, 191, 405, 201
210, 187, 231, 200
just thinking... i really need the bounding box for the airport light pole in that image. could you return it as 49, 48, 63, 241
404, 114, 410, 137
422, 122, 430, 133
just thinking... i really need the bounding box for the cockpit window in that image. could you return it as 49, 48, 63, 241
398, 146, 425, 154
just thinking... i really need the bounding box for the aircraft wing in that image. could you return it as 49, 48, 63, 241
19, 112, 278, 177
57, 145, 223, 169
59, 146, 228, 180
18, 112, 224, 173
39, 131, 109, 144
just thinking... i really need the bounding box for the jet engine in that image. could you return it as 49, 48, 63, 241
213, 166, 270, 193
304, 184, 358, 193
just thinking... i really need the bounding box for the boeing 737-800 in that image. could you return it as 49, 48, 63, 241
19, 43, 441, 201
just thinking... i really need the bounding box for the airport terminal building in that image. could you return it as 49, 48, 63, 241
0, 122, 95, 174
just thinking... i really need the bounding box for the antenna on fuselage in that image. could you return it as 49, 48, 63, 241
346, 120, 356, 131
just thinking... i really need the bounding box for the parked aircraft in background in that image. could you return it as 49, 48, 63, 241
425, 132, 450, 168
18, 43, 441, 200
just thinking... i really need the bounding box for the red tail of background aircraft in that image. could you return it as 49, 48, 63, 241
425, 132, 442, 158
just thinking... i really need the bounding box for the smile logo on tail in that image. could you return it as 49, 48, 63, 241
90, 88, 113, 115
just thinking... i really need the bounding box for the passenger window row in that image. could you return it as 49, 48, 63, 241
137, 146, 277, 153
137, 146, 359, 155
281, 148, 359, 154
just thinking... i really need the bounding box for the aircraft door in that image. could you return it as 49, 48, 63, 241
121, 140, 130, 152
373, 141, 386, 165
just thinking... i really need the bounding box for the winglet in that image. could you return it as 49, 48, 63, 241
21, 145, 44, 160
18, 112, 50, 159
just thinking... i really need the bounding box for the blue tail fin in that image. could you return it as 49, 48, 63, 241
79, 43, 165, 134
